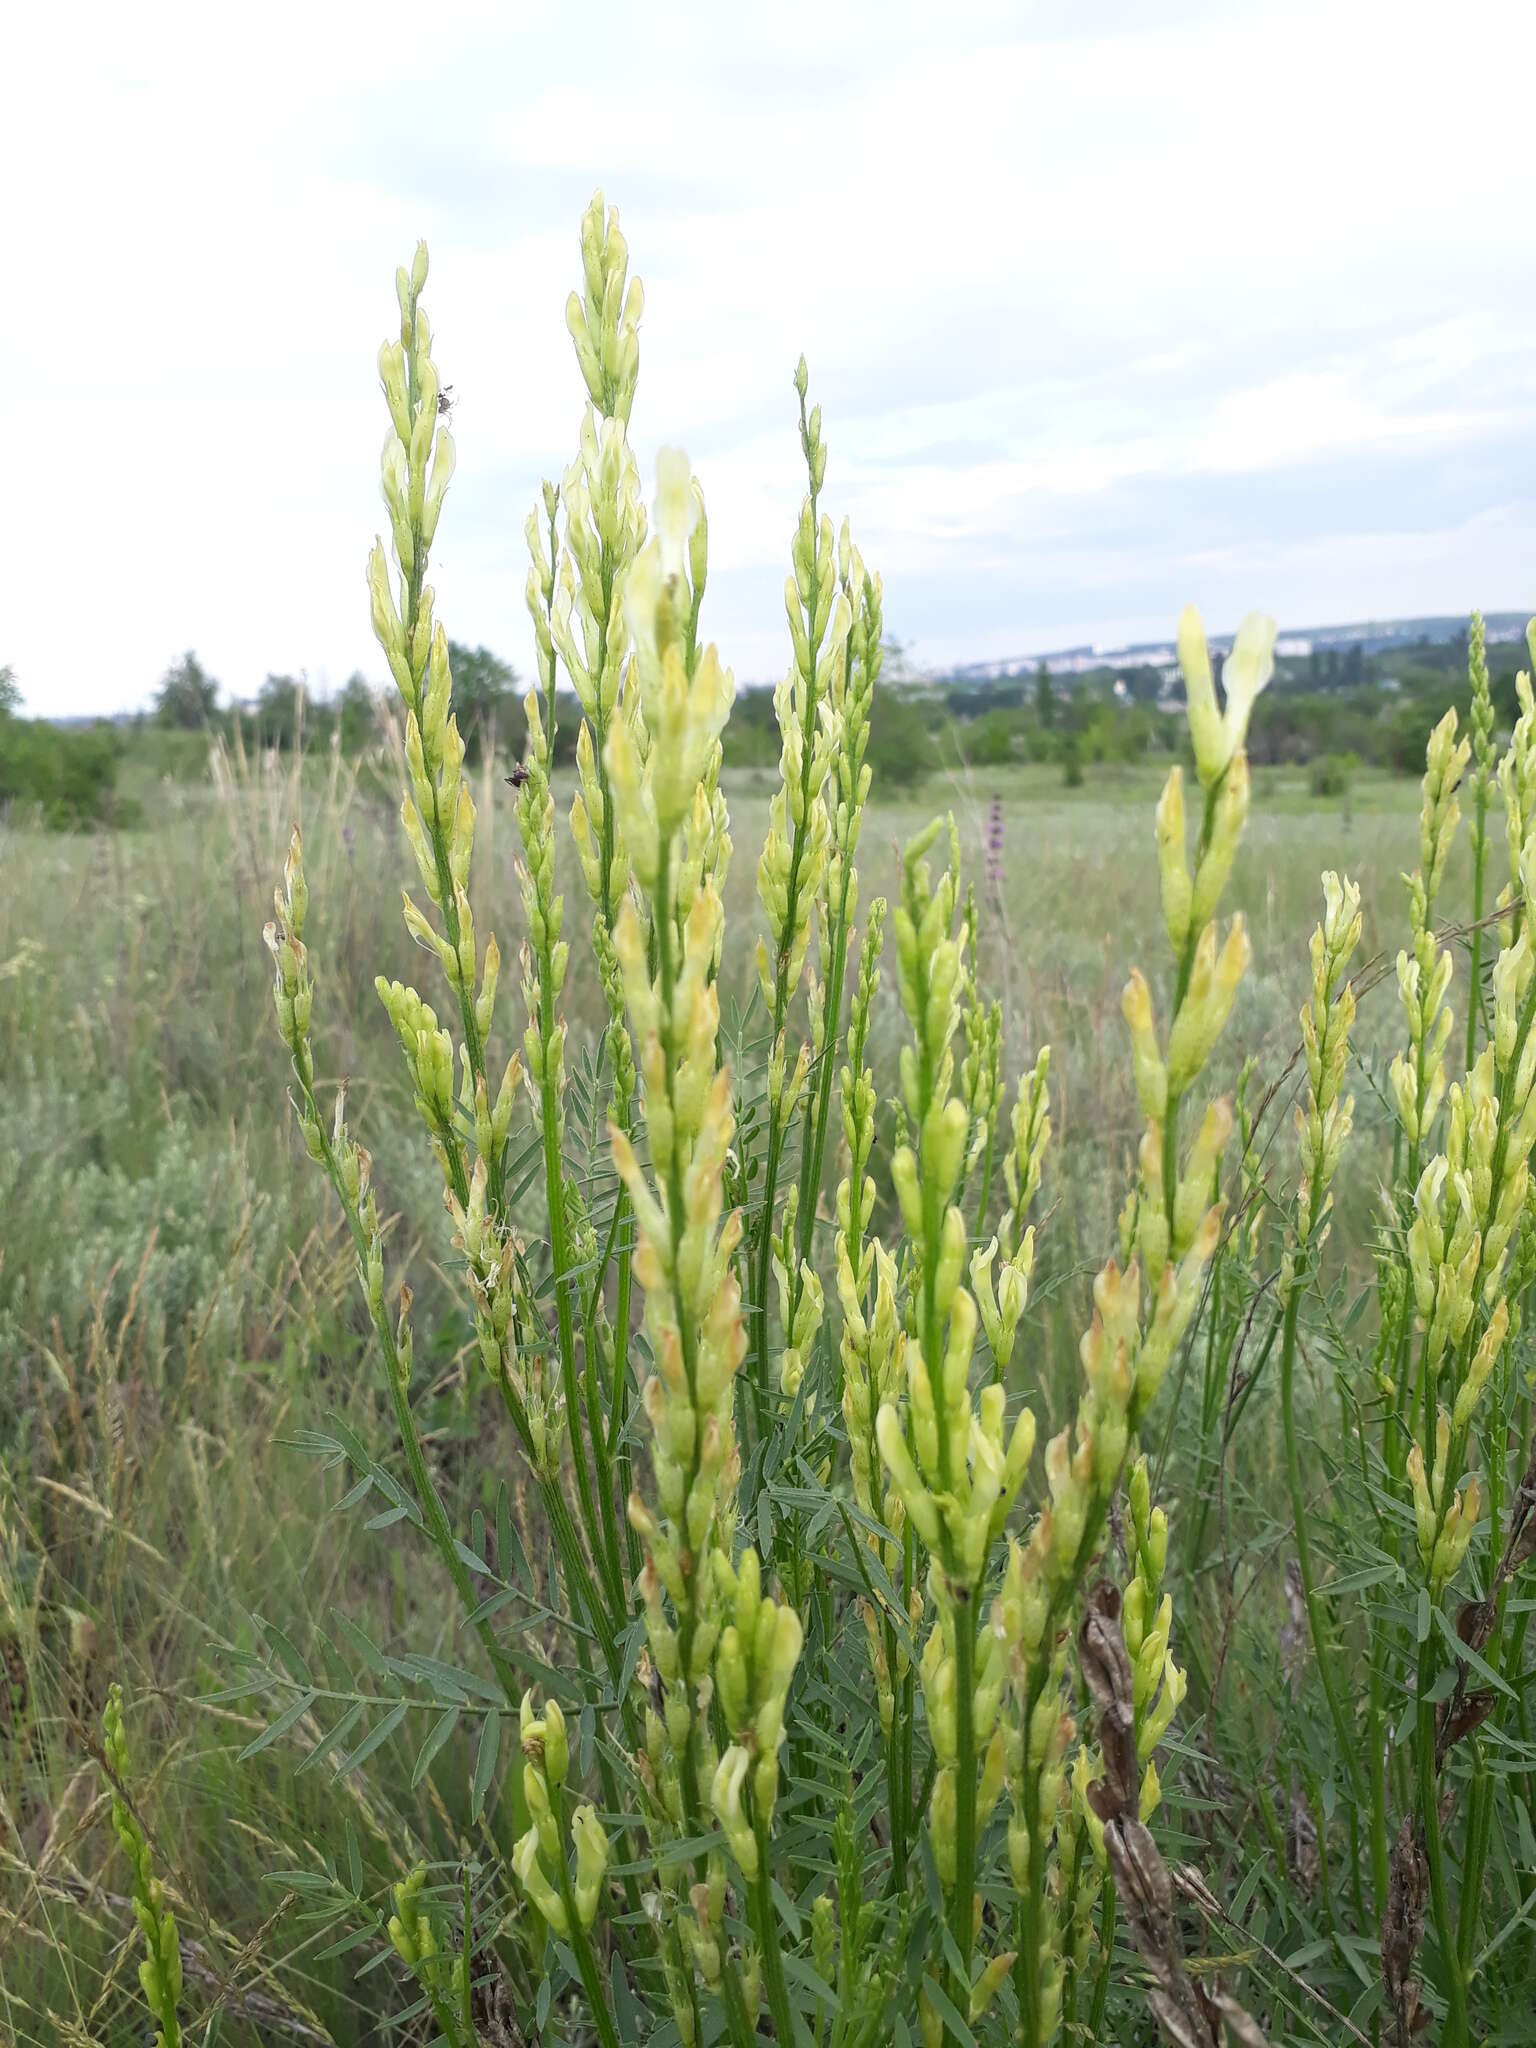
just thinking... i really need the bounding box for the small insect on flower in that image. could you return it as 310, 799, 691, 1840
505, 764, 530, 790
436, 382, 456, 418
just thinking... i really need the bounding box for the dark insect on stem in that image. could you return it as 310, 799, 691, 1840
505, 765, 530, 790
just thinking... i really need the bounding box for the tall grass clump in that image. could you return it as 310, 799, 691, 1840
228, 202, 1536, 2047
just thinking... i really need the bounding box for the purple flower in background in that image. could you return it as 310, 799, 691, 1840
984, 796, 1004, 900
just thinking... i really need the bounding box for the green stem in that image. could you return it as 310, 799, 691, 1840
948, 1592, 978, 2015
288, 1026, 521, 1708
1466, 781, 1487, 1072
557, 1871, 621, 2048
795, 868, 854, 1275
1366, 1613, 1391, 1929
719, 1950, 763, 2048
582, 1296, 629, 1619
1089, 1879, 1116, 2034
534, 965, 613, 1620
751, 1822, 799, 2048
1457, 1756, 1492, 1974
749, 388, 828, 1437
1278, 1271, 1372, 1836
884, 1612, 908, 1889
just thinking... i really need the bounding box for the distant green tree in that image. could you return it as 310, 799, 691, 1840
0, 715, 124, 827
0, 665, 19, 715
1120, 665, 1163, 704
449, 640, 520, 760
721, 684, 780, 768
254, 674, 304, 750
1309, 750, 1357, 798
865, 687, 936, 788
1034, 662, 1054, 726
155, 651, 219, 728
336, 673, 378, 754
961, 707, 1016, 768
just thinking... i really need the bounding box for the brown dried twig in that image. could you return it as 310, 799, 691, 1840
1079, 1582, 1268, 2048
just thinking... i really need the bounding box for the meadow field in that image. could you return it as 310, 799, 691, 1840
5, 191, 1535, 2048
5, 731, 1506, 2046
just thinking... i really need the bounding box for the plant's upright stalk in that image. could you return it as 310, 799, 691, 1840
711, 1554, 804, 2045
1466, 610, 1494, 1071
1388, 631, 1536, 2035
1275, 873, 1378, 1892
1390, 709, 1466, 1197
511, 688, 618, 1616
101, 1685, 183, 2048
873, 822, 1037, 2043
510, 1696, 620, 2048
386, 1865, 477, 2048
545, 193, 652, 1583
267, 842, 522, 1709
788, 531, 882, 1369
1183, 1060, 1267, 1584
998, 1046, 1051, 1270
834, 901, 915, 1883
751, 363, 851, 1441
1064, 1458, 1183, 2025
998, 606, 1272, 2046
596, 449, 799, 2034
955, 887, 1004, 1238
366, 247, 518, 1232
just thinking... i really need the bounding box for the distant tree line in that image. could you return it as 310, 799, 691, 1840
4, 622, 1523, 830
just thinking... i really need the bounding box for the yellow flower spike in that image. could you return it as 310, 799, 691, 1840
655, 445, 699, 580
1219, 611, 1278, 757
512, 1828, 570, 1937
1177, 604, 1226, 785
422, 429, 456, 550
1167, 916, 1251, 1093
969, 1950, 1017, 2024
1121, 969, 1167, 1119
378, 339, 410, 442
367, 540, 413, 698
1432, 1475, 1480, 1593
1173, 1095, 1234, 1254
1454, 1294, 1508, 1433
710, 1747, 759, 1880
571, 1805, 609, 1931
1189, 752, 1250, 932
1154, 764, 1193, 950
875, 1403, 942, 1551
978, 1724, 1008, 1824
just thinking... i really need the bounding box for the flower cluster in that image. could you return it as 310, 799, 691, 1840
989, 605, 1269, 2043
1295, 870, 1364, 1247
872, 821, 1036, 2029
365, 242, 527, 1414
386, 1865, 471, 2039
776, 514, 884, 1406
602, 455, 759, 1888
710, 1549, 805, 1878
1389, 709, 1470, 1152
512, 1697, 611, 1939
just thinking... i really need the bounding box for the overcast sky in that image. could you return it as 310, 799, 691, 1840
5, 0, 1535, 717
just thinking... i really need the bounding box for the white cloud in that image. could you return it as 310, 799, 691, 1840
3, 0, 1534, 715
